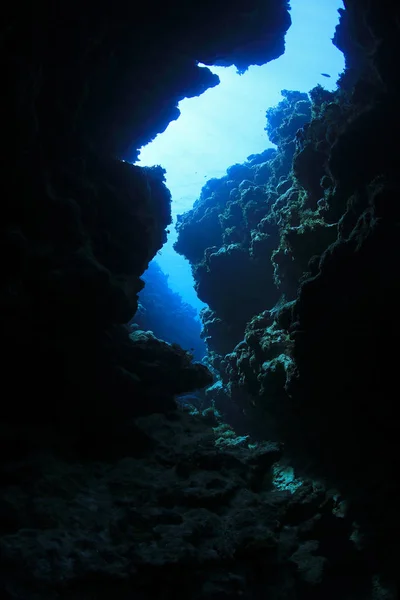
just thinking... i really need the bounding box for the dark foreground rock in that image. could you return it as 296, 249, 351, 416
0, 410, 391, 600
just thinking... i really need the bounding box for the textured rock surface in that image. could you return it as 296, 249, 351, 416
0, 411, 388, 599
174, 90, 319, 354
175, 0, 400, 584
2, 0, 290, 430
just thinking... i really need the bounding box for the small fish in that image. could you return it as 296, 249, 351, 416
321, 73, 331, 78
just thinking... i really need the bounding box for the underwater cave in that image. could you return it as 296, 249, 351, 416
1, 0, 400, 598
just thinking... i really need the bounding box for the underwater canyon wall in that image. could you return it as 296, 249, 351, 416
175, 0, 400, 574
1, 0, 290, 430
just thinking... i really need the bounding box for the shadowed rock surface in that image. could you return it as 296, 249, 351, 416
0, 411, 390, 600
2, 0, 290, 437
175, 0, 400, 587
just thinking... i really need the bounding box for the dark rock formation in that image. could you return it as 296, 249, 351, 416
2, 0, 290, 437
175, 0, 400, 585
0, 410, 390, 600
130, 260, 206, 361
4, 1, 291, 162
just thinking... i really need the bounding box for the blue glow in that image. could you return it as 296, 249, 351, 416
136, 0, 344, 312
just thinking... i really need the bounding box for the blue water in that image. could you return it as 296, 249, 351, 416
135, 0, 345, 313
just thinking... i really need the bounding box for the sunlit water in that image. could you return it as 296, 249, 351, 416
135, 0, 345, 312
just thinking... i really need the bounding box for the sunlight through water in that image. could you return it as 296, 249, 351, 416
135, 0, 345, 312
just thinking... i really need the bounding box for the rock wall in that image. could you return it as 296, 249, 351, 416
174, 89, 313, 356
1, 0, 290, 434
175, 0, 400, 579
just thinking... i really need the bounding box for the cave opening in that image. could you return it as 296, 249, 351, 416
4, 0, 400, 595
130, 0, 344, 366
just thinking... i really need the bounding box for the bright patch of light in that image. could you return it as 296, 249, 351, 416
272, 464, 304, 493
